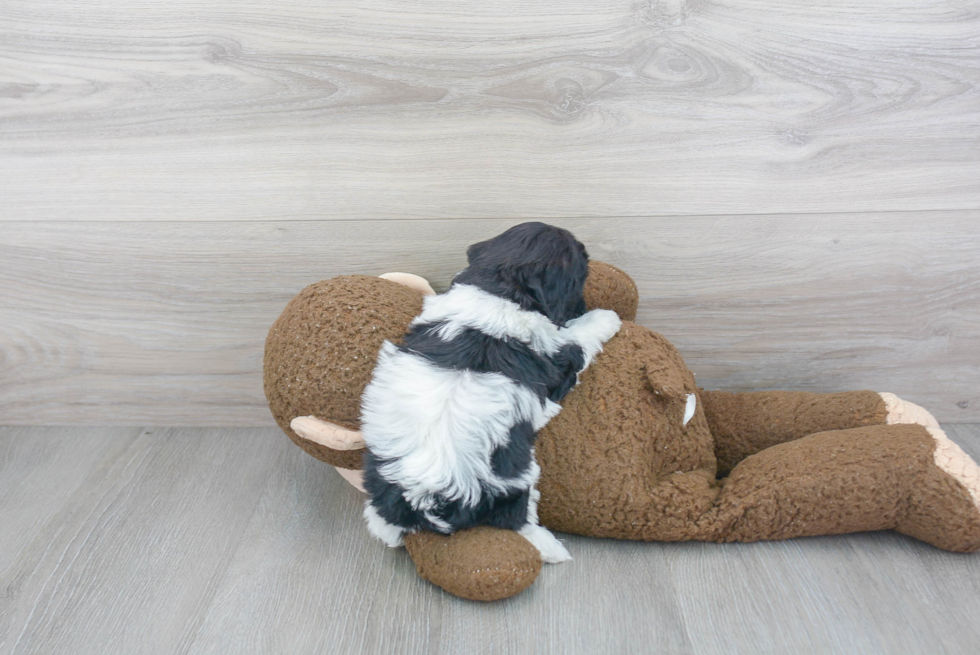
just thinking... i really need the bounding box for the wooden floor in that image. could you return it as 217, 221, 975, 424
2, 425, 980, 655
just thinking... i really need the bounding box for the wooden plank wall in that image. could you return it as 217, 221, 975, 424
1, 1, 978, 424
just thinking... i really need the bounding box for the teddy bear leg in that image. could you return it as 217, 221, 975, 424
706, 424, 980, 552
403, 527, 543, 601
878, 394, 980, 550
699, 389, 889, 475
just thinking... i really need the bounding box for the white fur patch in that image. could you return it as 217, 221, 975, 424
412, 284, 621, 360
363, 502, 406, 547
560, 308, 622, 368
361, 342, 557, 510
518, 472, 570, 563
413, 284, 565, 354
526, 486, 541, 525
519, 524, 572, 564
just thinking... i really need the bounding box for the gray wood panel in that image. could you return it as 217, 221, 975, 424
2, 425, 980, 654
0, 427, 140, 581
2, 214, 978, 425
0, 427, 281, 655
2, 0, 979, 221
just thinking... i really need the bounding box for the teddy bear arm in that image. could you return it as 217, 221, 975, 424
403, 527, 542, 601
699, 389, 889, 475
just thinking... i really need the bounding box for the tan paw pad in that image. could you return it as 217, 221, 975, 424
881, 392, 980, 510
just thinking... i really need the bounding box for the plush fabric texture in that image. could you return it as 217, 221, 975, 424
536, 327, 980, 552
712, 424, 980, 552
583, 261, 638, 322
700, 389, 889, 475
535, 322, 721, 541
263, 275, 423, 468
403, 527, 542, 601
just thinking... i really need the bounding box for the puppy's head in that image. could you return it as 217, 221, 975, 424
458, 222, 589, 326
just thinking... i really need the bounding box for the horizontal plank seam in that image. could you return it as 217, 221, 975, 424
1, 207, 979, 225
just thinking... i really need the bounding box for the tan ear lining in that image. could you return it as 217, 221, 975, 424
334, 466, 366, 492
379, 272, 436, 296
290, 416, 366, 451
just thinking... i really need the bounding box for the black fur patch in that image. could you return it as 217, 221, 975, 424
454, 222, 589, 327
433, 488, 530, 532
363, 451, 530, 533
362, 451, 428, 530
399, 325, 584, 402
490, 421, 536, 479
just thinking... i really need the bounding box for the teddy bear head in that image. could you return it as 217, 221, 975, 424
264, 262, 639, 468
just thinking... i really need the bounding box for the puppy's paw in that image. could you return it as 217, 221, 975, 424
519, 524, 573, 564
565, 308, 622, 342
587, 308, 623, 343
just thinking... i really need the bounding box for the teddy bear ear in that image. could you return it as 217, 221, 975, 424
584, 261, 638, 322
290, 416, 365, 450
643, 361, 690, 403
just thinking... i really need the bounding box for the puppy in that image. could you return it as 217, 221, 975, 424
359, 222, 621, 563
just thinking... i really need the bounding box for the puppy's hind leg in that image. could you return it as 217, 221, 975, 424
519, 524, 572, 564
519, 488, 572, 564
363, 502, 407, 548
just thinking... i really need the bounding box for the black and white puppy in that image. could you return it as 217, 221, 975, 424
359, 222, 621, 563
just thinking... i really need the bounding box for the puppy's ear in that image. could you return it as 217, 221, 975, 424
507, 258, 587, 327
466, 239, 491, 266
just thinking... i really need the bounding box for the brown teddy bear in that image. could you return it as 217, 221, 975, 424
264, 263, 980, 601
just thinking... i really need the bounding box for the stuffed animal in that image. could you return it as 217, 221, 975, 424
264, 262, 980, 601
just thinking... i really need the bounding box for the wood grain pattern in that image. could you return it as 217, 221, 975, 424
0, 427, 281, 655
2, 214, 978, 425
2, 425, 980, 654
2, 0, 979, 220
0, 427, 139, 582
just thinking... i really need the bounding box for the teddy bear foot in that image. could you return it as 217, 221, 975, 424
404, 527, 543, 601
880, 393, 980, 512
881, 394, 980, 552
895, 437, 980, 553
